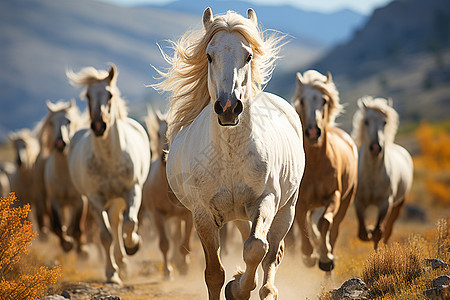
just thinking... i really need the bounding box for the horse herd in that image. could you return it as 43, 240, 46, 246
1, 7, 414, 300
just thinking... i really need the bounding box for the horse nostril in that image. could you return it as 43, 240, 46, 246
233, 100, 243, 115
214, 101, 223, 115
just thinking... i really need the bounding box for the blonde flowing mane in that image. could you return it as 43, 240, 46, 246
352, 96, 399, 148
301, 70, 343, 126
152, 9, 284, 141
66, 65, 128, 120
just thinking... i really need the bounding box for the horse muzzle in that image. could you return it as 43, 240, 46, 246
214, 93, 243, 126
305, 125, 321, 143
91, 120, 107, 137
370, 142, 382, 156
55, 138, 66, 152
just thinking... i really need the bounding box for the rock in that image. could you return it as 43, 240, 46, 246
329, 278, 369, 299
423, 258, 448, 270
39, 296, 67, 300
433, 275, 450, 287
423, 285, 449, 299
403, 204, 427, 222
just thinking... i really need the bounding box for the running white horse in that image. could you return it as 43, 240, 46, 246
67, 65, 151, 284
154, 8, 305, 300
352, 96, 413, 249
42, 100, 88, 255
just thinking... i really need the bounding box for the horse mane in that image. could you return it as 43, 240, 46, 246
66, 65, 128, 120
301, 70, 343, 126
9, 129, 40, 168
37, 100, 81, 155
152, 10, 284, 141
352, 96, 399, 148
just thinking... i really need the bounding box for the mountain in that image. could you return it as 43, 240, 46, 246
145, 0, 367, 46
268, 0, 450, 131
0, 0, 334, 140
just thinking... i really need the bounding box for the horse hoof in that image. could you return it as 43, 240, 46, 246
61, 237, 74, 252
318, 260, 335, 272
302, 255, 316, 268
124, 236, 142, 255
225, 279, 237, 300
106, 273, 122, 286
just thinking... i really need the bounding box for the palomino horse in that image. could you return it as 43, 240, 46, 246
154, 8, 305, 300
352, 96, 413, 249
42, 100, 88, 255
9, 129, 39, 207
291, 70, 358, 272
66, 65, 151, 284
142, 107, 193, 279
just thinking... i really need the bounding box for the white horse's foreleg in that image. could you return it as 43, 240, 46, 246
154, 211, 173, 279
355, 198, 370, 241
317, 191, 340, 272
225, 193, 275, 300
297, 206, 315, 267
260, 196, 296, 300
90, 205, 122, 285
373, 197, 393, 249
123, 184, 143, 255
194, 209, 223, 300
108, 199, 127, 278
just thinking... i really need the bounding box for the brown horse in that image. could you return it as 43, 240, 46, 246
142, 107, 193, 279
291, 70, 358, 272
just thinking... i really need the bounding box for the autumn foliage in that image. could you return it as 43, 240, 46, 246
0, 193, 61, 299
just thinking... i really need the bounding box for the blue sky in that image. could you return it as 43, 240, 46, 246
101, 0, 393, 14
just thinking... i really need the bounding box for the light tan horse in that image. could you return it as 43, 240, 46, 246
142, 107, 193, 279
352, 96, 413, 249
155, 8, 305, 300
67, 64, 151, 285
0, 162, 14, 198
9, 129, 40, 208
291, 70, 358, 272
42, 99, 88, 255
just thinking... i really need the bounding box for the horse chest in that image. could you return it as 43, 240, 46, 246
87, 154, 134, 197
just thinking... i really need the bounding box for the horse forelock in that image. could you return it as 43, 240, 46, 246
153, 9, 284, 142
352, 96, 399, 148
67, 66, 128, 120
301, 70, 343, 126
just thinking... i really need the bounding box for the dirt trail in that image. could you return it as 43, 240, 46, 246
36, 224, 332, 299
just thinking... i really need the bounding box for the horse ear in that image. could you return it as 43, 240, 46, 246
107, 64, 117, 85
247, 8, 257, 25
387, 97, 393, 107
69, 98, 76, 108
155, 109, 164, 122
296, 72, 304, 88
358, 97, 368, 110
326, 71, 332, 84
203, 7, 213, 30
46, 100, 55, 112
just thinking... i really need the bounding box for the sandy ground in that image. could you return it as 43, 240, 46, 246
33, 205, 446, 300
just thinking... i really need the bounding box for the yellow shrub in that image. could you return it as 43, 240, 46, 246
0, 193, 61, 299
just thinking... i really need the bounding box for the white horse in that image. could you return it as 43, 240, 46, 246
42, 100, 88, 255
352, 96, 413, 249
154, 8, 305, 300
67, 65, 151, 284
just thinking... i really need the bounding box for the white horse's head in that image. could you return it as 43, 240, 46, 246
292, 70, 342, 146
44, 99, 79, 153
203, 7, 257, 126
352, 96, 399, 156
67, 64, 126, 138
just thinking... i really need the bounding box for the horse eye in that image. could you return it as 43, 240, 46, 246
107, 92, 112, 100
300, 98, 304, 106
364, 120, 369, 126
383, 120, 387, 126
206, 53, 212, 63
322, 97, 327, 106
246, 54, 252, 63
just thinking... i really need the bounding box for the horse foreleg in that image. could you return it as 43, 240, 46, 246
71, 196, 89, 259
123, 184, 143, 255
297, 205, 315, 267
259, 196, 296, 300
383, 198, 405, 244
154, 211, 173, 279
355, 198, 370, 241
225, 193, 275, 300
178, 212, 194, 275
50, 198, 74, 252
317, 191, 340, 272
373, 197, 393, 250
91, 205, 122, 285
194, 209, 223, 300
330, 189, 354, 248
